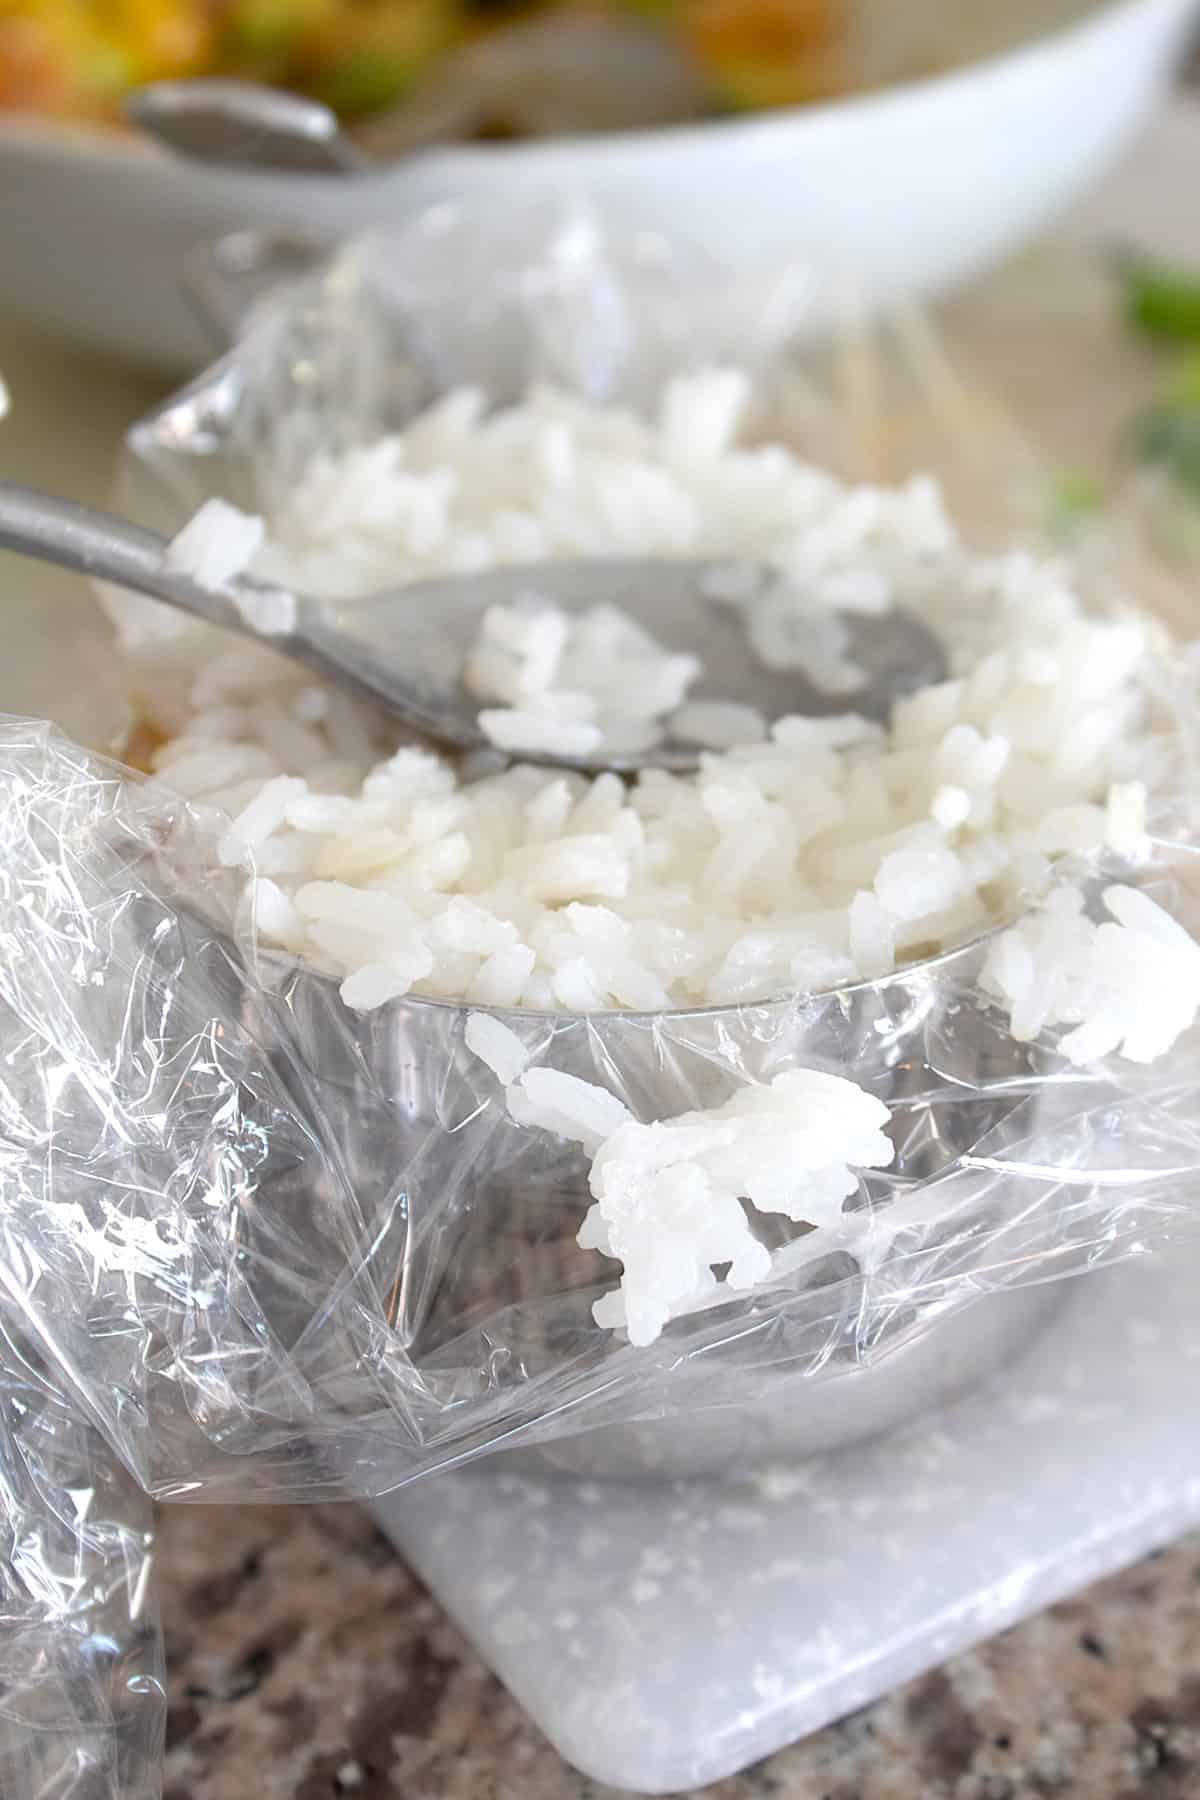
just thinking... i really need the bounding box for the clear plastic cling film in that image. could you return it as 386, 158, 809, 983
6, 207, 1200, 1798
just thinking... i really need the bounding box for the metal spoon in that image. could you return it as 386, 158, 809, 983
128, 20, 715, 177
0, 481, 946, 775
127, 79, 369, 175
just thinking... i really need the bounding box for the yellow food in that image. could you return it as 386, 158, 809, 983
688, 0, 845, 109
0, 0, 846, 127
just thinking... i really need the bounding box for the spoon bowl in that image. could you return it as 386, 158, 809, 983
315, 557, 948, 773
128, 20, 715, 179
0, 481, 946, 774
127, 80, 370, 176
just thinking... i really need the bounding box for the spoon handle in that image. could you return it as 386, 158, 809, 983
0, 480, 261, 638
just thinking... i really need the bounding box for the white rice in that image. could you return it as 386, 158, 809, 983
117, 369, 1182, 1042
581, 1068, 894, 1346
115, 370, 951, 667
136, 366, 954, 753
465, 597, 701, 758
164, 498, 298, 638
981, 882, 1200, 1065
233, 584, 298, 638
671, 701, 768, 750
464, 1011, 530, 1086
108, 366, 1200, 1347
468, 1042, 894, 1346
165, 498, 264, 592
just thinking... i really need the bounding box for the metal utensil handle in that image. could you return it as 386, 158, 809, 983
0, 481, 255, 637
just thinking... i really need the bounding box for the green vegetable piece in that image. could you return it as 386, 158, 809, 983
1050, 468, 1104, 530
1122, 254, 1200, 342
313, 49, 418, 117
1136, 402, 1200, 497
83, 40, 137, 99
231, 0, 306, 57
1164, 349, 1200, 409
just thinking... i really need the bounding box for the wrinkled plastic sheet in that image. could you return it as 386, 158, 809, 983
5, 709, 1200, 1793
7, 207, 1200, 1798
114, 197, 1050, 604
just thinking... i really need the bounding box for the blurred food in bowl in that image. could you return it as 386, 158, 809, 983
0, 0, 844, 132
0, 0, 1117, 136
0, 0, 1194, 372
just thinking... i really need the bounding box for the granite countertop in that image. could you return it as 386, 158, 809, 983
161, 1501, 1200, 1800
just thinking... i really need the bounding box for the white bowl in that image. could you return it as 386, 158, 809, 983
0, 0, 1194, 373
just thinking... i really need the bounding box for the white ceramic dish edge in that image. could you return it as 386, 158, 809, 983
0, 0, 1194, 370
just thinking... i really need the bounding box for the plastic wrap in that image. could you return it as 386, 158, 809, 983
6, 708, 1200, 1490
5, 708, 1200, 1799
8, 209, 1200, 1797
112, 201, 1049, 651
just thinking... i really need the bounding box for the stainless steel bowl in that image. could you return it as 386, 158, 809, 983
214, 915, 1066, 1482
103, 226, 1074, 1483
517, 1282, 1061, 1479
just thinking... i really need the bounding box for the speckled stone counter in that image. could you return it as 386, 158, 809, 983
160, 1503, 1200, 1800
